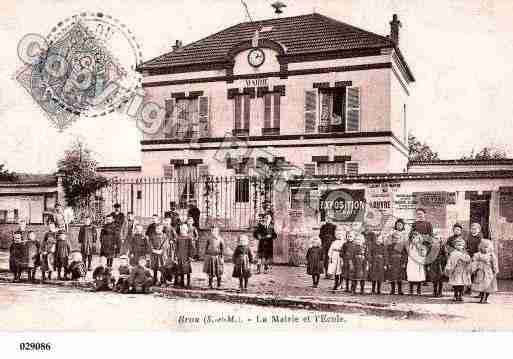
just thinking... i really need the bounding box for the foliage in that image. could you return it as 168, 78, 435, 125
57, 139, 109, 210
461, 146, 508, 160
408, 133, 440, 161
0, 163, 18, 182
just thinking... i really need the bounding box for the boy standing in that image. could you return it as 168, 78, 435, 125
55, 231, 71, 280
40, 223, 57, 281
78, 216, 97, 271
130, 224, 150, 266
100, 215, 118, 268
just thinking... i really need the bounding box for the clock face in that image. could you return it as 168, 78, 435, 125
248, 48, 265, 68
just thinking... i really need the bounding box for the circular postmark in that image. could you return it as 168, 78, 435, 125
17, 12, 143, 129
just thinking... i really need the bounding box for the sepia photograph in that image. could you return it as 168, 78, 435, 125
1, 0, 513, 350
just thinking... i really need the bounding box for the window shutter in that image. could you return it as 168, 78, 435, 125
320, 91, 332, 131
198, 164, 209, 178
345, 86, 360, 132
304, 90, 317, 133
198, 96, 210, 137
303, 163, 316, 177
164, 98, 175, 137
234, 96, 242, 130
263, 94, 272, 129
273, 93, 281, 130
346, 162, 359, 176
163, 165, 174, 178
243, 95, 250, 130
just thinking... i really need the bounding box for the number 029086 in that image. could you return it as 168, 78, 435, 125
19, 342, 52, 351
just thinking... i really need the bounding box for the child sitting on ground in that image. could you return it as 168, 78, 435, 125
471, 239, 498, 304
92, 256, 114, 291
68, 251, 87, 281
445, 238, 471, 302
115, 254, 131, 293
129, 257, 153, 293
232, 234, 253, 292
306, 237, 324, 288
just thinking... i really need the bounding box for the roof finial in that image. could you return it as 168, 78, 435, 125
271, 1, 287, 16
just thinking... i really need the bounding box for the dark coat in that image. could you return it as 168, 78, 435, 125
306, 246, 324, 275
26, 239, 40, 269
341, 241, 353, 278
40, 232, 57, 272
78, 225, 97, 256
319, 222, 336, 252
410, 220, 433, 237
466, 234, 482, 258
145, 223, 158, 238
100, 222, 118, 257
349, 242, 367, 280
175, 235, 194, 274
9, 242, 24, 272
426, 240, 448, 282
54, 238, 71, 268
149, 233, 169, 270
92, 265, 112, 290
164, 210, 181, 229
368, 242, 388, 281
254, 223, 276, 260
446, 234, 464, 255
232, 245, 253, 278
68, 260, 86, 280
110, 211, 125, 232
187, 205, 201, 229
129, 265, 153, 288
386, 242, 407, 281
203, 234, 224, 277
130, 233, 150, 266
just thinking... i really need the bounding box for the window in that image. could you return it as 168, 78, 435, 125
233, 94, 251, 136
262, 93, 281, 135
175, 164, 198, 208
317, 162, 346, 176
346, 162, 359, 176
290, 189, 311, 209
175, 97, 199, 139
235, 178, 250, 203
319, 88, 346, 133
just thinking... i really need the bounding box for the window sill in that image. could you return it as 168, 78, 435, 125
261, 128, 280, 136
232, 129, 250, 137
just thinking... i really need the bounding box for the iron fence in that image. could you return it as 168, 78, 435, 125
90, 175, 274, 230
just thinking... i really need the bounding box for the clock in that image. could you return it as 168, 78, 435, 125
248, 48, 265, 68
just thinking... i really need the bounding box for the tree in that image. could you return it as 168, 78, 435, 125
408, 133, 440, 161
57, 139, 109, 219
0, 163, 18, 181
461, 146, 508, 160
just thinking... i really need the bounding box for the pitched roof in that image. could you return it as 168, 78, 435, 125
0, 173, 57, 187
140, 13, 413, 80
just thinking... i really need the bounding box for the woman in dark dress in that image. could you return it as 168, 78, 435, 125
175, 224, 194, 288
306, 237, 324, 288
253, 213, 277, 274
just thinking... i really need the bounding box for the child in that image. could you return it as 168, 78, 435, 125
25, 231, 40, 282
232, 234, 253, 292
327, 227, 345, 290
9, 232, 24, 282
129, 257, 153, 293
40, 223, 57, 281
187, 216, 200, 261
341, 230, 355, 292
92, 256, 114, 291
368, 234, 388, 295
115, 254, 131, 293
349, 233, 368, 294
149, 224, 169, 285
407, 231, 427, 295
386, 232, 407, 295
203, 226, 225, 289
78, 216, 97, 271
306, 237, 324, 288
68, 251, 87, 281
160, 228, 177, 287
445, 238, 471, 302
54, 231, 71, 280
130, 224, 150, 266
426, 232, 447, 297
471, 240, 497, 304
175, 223, 194, 288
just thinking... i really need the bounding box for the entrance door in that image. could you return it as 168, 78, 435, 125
470, 199, 490, 238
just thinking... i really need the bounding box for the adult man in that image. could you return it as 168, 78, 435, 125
187, 200, 201, 230
110, 204, 125, 253
319, 218, 336, 278
253, 213, 277, 274
124, 212, 137, 243
100, 215, 118, 268
164, 201, 181, 230
466, 222, 485, 295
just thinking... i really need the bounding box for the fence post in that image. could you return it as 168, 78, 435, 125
160, 180, 164, 218
130, 183, 134, 214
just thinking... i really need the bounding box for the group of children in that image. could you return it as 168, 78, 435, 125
307, 219, 498, 303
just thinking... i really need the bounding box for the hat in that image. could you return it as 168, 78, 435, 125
119, 254, 129, 260
114, 203, 121, 209
453, 222, 463, 230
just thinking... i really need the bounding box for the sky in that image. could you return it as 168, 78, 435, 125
1, 0, 513, 173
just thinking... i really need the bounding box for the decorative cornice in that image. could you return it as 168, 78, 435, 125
96, 166, 142, 172
409, 159, 513, 167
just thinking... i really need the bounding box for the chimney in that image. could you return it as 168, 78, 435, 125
389, 14, 401, 45
172, 40, 183, 51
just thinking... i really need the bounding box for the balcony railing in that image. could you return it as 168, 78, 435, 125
318, 124, 346, 133
232, 128, 250, 137
261, 127, 280, 136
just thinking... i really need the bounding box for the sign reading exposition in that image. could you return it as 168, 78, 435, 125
319, 188, 366, 223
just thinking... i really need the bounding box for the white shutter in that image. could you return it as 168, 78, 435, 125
198, 164, 209, 178
346, 162, 359, 176
304, 90, 317, 133
198, 96, 210, 137
345, 86, 360, 132
164, 98, 175, 137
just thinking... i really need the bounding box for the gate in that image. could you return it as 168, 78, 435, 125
92, 176, 274, 230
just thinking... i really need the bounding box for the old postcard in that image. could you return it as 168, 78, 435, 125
1, 0, 513, 348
